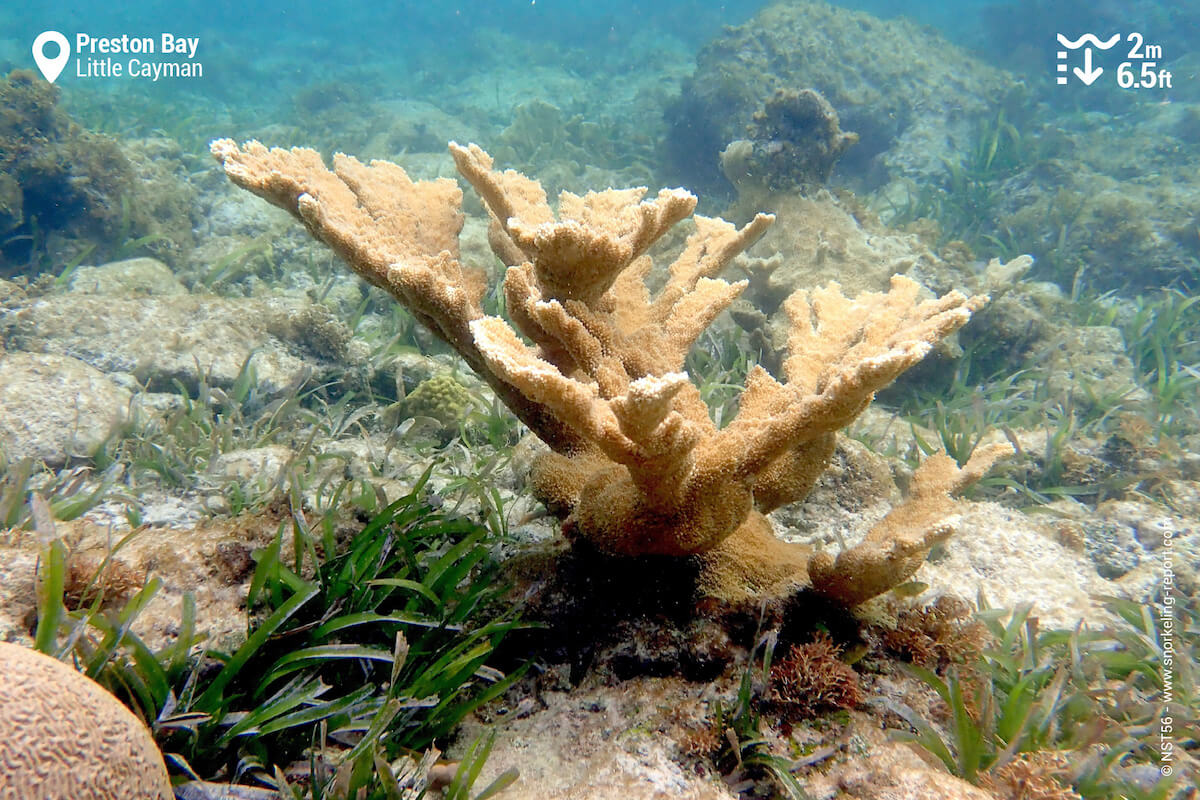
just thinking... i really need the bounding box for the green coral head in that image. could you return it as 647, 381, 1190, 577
402, 373, 474, 431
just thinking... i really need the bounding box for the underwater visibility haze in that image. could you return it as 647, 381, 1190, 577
0, 1, 1196, 799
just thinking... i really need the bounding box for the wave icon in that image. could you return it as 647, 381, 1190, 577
1056, 33, 1121, 49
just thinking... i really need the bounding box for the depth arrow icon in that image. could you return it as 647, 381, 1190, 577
1073, 47, 1103, 85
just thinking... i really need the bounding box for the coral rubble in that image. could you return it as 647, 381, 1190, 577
212, 138, 1008, 605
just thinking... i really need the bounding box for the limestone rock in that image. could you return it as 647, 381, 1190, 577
1032, 325, 1149, 412
667, 0, 1014, 193
67, 257, 186, 296
921, 504, 1111, 627
0, 515, 296, 656
456, 678, 735, 800
841, 764, 996, 800
9, 293, 345, 395
797, 712, 998, 800
208, 445, 296, 485
0, 352, 130, 466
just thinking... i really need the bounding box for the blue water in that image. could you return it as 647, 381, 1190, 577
7, 0, 1190, 116
8, 0, 1188, 115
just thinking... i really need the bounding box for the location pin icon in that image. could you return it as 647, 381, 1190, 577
32, 31, 70, 83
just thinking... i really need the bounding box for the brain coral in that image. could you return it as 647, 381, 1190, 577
0, 642, 172, 800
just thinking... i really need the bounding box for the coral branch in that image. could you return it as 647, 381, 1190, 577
809, 443, 1014, 606
450, 141, 697, 307
210, 138, 583, 452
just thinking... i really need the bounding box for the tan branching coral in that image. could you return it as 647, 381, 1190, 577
212, 138, 1007, 604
